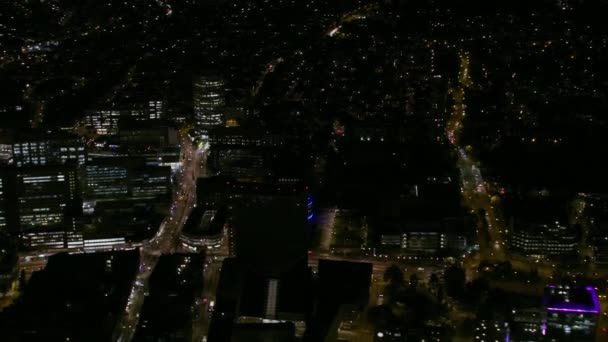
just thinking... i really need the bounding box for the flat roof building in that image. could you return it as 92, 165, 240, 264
542, 285, 600, 341
0, 251, 139, 340
0, 130, 86, 167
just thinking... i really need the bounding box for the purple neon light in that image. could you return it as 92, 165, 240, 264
545, 307, 599, 314
544, 285, 601, 314
541, 322, 546, 336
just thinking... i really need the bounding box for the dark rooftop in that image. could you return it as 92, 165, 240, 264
0, 250, 139, 341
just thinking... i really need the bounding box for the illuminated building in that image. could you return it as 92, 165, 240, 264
593, 236, 608, 264
85, 158, 171, 201
117, 125, 178, 147
510, 220, 577, 258
473, 320, 510, 342
85, 161, 129, 199
209, 127, 287, 147
180, 208, 225, 252
207, 127, 310, 184
148, 100, 165, 120
15, 165, 80, 232
0, 130, 86, 167
85, 100, 166, 135
5, 163, 84, 250
542, 285, 599, 341
0, 174, 9, 230
21, 231, 84, 250
211, 148, 266, 182
0, 164, 84, 250
84, 109, 121, 135
130, 166, 172, 199
509, 307, 542, 341
193, 76, 225, 136
398, 219, 469, 253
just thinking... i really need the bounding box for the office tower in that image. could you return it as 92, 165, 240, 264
207, 126, 311, 184
117, 125, 179, 147
542, 285, 600, 341
130, 166, 172, 199
193, 76, 225, 136
510, 220, 577, 258
84, 109, 121, 135
85, 157, 171, 201
195, 179, 311, 273
14, 163, 83, 249
15, 164, 80, 232
0, 171, 10, 231
148, 100, 165, 120
85, 160, 130, 199
0, 130, 86, 167
205, 180, 313, 341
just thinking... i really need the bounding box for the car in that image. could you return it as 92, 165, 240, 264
377, 294, 384, 305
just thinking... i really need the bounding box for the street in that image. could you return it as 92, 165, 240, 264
114, 135, 207, 342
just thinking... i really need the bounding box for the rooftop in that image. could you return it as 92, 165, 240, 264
543, 285, 600, 314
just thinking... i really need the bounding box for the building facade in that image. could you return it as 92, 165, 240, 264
193, 76, 225, 135
510, 221, 577, 258
15, 165, 80, 231
84, 109, 121, 135
85, 158, 170, 201
0, 131, 86, 167
542, 285, 599, 341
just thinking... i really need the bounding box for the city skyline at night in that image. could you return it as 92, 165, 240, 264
1, 1, 608, 341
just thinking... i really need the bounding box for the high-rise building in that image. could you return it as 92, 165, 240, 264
0, 164, 84, 250
542, 285, 600, 341
148, 100, 165, 120
117, 125, 179, 147
193, 76, 225, 136
0, 171, 12, 231
85, 100, 166, 135
15, 165, 80, 232
130, 166, 172, 199
85, 161, 129, 199
85, 158, 171, 201
84, 109, 121, 135
207, 127, 312, 184
231, 192, 309, 273
0, 130, 86, 167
